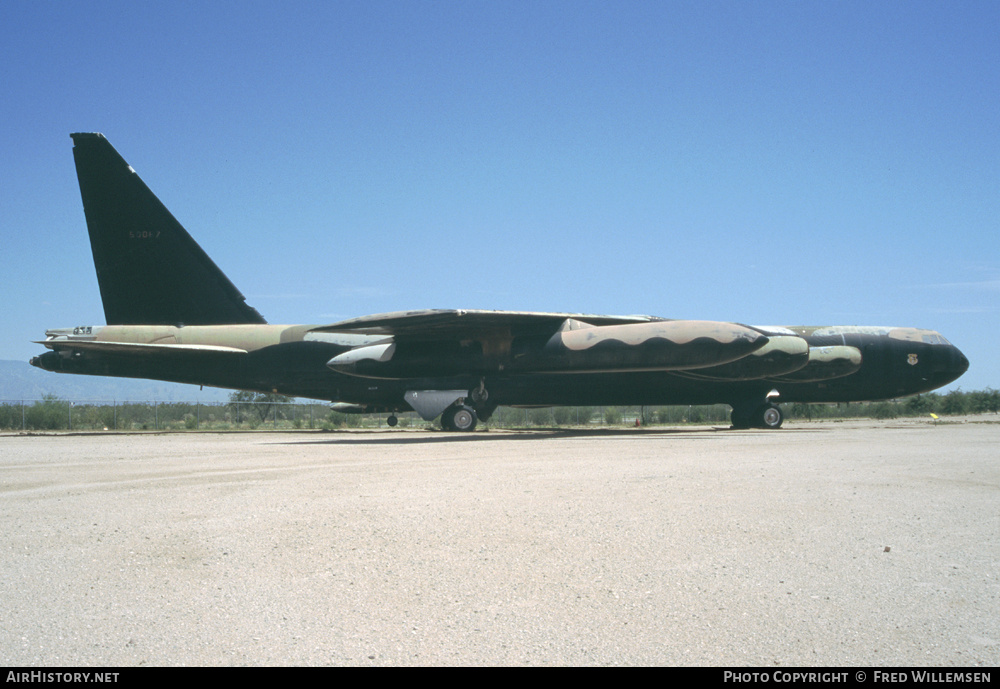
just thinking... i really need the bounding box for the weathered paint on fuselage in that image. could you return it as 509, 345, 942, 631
32, 322, 968, 412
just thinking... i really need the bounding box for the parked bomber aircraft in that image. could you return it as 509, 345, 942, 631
31, 133, 969, 430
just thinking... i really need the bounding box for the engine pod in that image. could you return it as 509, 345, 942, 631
770, 345, 862, 382
679, 335, 810, 381
515, 320, 769, 374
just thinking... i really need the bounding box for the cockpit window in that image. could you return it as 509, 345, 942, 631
889, 328, 951, 345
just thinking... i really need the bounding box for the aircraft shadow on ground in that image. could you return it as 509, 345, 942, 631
272, 425, 818, 446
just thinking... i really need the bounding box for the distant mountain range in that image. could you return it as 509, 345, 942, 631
0, 360, 231, 403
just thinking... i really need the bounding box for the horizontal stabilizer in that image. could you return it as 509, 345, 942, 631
30, 338, 247, 378
36, 340, 248, 356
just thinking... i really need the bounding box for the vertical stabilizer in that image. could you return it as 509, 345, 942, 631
71, 133, 266, 325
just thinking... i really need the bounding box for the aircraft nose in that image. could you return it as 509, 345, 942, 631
933, 344, 969, 386
951, 346, 970, 377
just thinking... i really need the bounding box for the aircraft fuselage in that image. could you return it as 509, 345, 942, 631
32, 322, 969, 413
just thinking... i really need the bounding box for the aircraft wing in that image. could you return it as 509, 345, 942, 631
310, 309, 666, 340
314, 310, 770, 379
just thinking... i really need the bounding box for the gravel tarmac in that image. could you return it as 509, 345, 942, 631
1, 418, 998, 666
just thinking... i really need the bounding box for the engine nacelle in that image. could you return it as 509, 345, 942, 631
771, 345, 862, 382
521, 320, 768, 373
677, 335, 810, 381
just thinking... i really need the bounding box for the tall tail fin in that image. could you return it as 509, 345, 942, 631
71, 133, 267, 326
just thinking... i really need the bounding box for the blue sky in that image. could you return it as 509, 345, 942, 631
1, 0, 997, 391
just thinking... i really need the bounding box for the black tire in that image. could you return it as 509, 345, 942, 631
731, 407, 752, 429
440, 411, 455, 431
442, 405, 477, 432
451, 406, 477, 432
757, 403, 783, 429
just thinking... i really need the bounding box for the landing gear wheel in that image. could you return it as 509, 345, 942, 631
387, 415, 398, 427
452, 406, 477, 432
756, 403, 783, 429
731, 402, 783, 429
470, 384, 489, 406
731, 407, 752, 429
441, 405, 478, 432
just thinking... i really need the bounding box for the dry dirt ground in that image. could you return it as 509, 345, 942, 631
2, 417, 997, 666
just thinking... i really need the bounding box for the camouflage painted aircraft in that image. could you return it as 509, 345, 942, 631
31, 133, 969, 430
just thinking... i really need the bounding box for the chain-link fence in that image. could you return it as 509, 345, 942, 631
0, 398, 332, 432
1, 390, 996, 432
0, 399, 733, 431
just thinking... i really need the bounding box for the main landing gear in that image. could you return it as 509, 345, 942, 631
437, 379, 496, 432
399, 381, 493, 432
439, 381, 496, 432
386, 406, 477, 430
731, 401, 784, 429
441, 404, 478, 432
